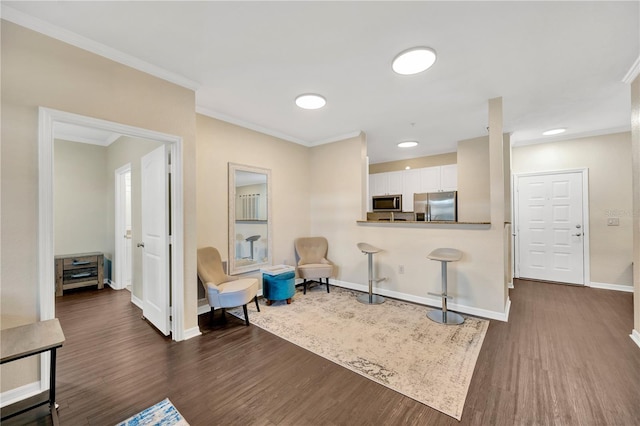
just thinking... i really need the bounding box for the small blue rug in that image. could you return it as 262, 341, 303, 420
116, 398, 189, 426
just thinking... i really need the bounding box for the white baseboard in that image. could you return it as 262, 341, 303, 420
332, 280, 510, 322
631, 329, 640, 349
589, 281, 634, 293
0, 381, 41, 408
131, 294, 143, 309
182, 326, 202, 340
508, 281, 514, 289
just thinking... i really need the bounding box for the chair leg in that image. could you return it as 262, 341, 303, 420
242, 304, 250, 326
325, 278, 330, 293
210, 307, 215, 326
303, 279, 307, 295
254, 295, 260, 312
221, 308, 227, 323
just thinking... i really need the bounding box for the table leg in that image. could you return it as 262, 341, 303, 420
50, 348, 60, 426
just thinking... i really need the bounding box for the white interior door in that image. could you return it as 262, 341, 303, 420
516, 171, 585, 285
141, 145, 170, 335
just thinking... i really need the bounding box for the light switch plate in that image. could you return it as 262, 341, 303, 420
607, 217, 620, 226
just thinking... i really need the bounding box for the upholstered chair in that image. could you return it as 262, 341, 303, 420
294, 237, 334, 294
197, 247, 260, 326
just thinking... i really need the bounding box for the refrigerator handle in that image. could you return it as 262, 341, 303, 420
426, 203, 431, 222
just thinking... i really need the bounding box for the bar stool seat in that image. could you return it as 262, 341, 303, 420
427, 248, 464, 325
356, 242, 385, 304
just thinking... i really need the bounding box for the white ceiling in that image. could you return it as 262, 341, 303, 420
3, 1, 639, 164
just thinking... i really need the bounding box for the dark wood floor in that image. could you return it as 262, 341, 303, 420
3, 280, 640, 425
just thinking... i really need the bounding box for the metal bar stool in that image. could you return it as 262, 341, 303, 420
356, 242, 386, 304
426, 248, 464, 325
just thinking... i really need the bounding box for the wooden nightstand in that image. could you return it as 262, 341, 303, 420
55, 252, 104, 296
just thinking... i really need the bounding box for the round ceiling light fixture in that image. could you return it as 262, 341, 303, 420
392, 47, 437, 75
295, 93, 326, 110
397, 141, 419, 148
542, 128, 566, 136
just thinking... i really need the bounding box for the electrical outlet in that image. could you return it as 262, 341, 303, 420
399, 265, 405, 274
607, 217, 620, 226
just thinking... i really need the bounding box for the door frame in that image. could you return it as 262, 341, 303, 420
38, 107, 185, 390
114, 163, 132, 291
513, 168, 590, 285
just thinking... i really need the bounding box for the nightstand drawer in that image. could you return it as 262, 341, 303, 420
63, 255, 98, 269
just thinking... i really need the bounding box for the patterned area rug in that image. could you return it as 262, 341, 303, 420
231, 286, 488, 420
115, 398, 189, 426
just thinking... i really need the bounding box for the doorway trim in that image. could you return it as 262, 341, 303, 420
38, 107, 185, 389
513, 168, 590, 285
114, 163, 132, 291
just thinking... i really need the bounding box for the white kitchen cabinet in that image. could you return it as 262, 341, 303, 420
440, 164, 458, 191
387, 171, 403, 194
420, 167, 441, 193
369, 171, 403, 196
402, 169, 421, 212
420, 165, 457, 193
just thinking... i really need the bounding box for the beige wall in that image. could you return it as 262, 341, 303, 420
196, 115, 311, 290
457, 136, 490, 222
309, 133, 508, 317
54, 140, 109, 256
1, 21, 197, 392
631, 76, 640, 335
369, 152, 456, 174
105, 136, 165, 298
512, 132, 633, 287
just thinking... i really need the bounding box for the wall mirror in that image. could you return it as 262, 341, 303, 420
228, 163, 272, 275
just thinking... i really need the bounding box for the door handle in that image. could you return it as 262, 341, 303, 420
137, 242, 145, 248
572, 233, 582, 237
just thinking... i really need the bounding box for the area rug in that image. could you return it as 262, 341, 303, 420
230, 286, 489, 420
115, 398, 189, 426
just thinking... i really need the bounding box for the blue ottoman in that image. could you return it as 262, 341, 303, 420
262, 266, 296, 305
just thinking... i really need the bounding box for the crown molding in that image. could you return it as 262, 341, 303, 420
1, 5, 200, 91
311, 131, 363, 146
622, 55, 640, 84
195, 106, 310, 146
196, 106, 363, 148
511, 125, 631, 147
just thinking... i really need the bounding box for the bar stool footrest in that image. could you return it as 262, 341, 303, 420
428, 292, 452, 299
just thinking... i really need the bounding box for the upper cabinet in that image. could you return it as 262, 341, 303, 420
420, 165, 458, 193
369, 164, 458, 212
402, 169, 421, 212
370, 170, 403, 196
440, 164, 458, 191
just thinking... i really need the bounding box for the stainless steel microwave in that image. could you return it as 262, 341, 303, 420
372, 194, 402, 211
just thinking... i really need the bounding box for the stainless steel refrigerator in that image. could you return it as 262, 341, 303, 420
413, 191, 457, 222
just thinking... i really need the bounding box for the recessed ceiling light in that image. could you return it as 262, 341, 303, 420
392, 47, 437, 75
398, 141, 419, 148
405, 166, 411, 170
542, 128, 566, 136
295, 94, 326, 110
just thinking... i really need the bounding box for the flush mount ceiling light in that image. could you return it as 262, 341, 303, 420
397, 141, 419, 148
542, 128, 566, 136
295, 93, 326, 110
392, 47, 437, 75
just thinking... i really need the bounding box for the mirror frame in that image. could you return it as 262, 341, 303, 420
228, 162, 273, 275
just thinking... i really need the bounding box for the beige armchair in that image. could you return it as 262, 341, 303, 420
197, 247, 260, 326
294, 237, 334, 294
